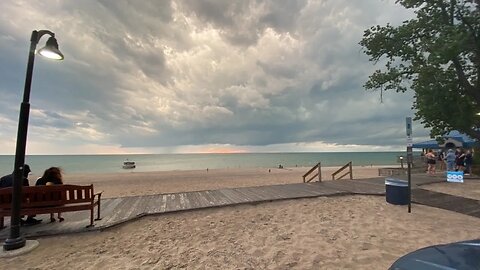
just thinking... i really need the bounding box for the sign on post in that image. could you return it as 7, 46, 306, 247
447, 171, 464, 183
406, 117, 412, 147
405, 117, 412, 213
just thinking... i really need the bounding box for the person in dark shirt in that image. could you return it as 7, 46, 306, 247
464, 150, 473, 175
455, 149, 466, 172
36, 167, 65, 222
0, 164, 31, 187
0, 164, 42, 225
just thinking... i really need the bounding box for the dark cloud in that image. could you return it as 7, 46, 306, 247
0, 0, 427, 154
178, 0, 308, 47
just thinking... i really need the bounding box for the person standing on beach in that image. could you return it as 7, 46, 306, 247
425, 149, 436, 175
464, 150, 473, 175
455, 149, 466, 172
437, 150, 445, 171
445, 149, 456, 171
36, 167, 65, 222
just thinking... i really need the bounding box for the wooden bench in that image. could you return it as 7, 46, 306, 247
0, 184, 102, 229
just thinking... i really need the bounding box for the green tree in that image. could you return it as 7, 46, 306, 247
360, 0, 480, 141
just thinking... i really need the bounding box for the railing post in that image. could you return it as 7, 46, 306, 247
318, 162, 322, 182
349, 162, 353, 180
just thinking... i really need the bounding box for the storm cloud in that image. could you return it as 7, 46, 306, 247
0, 0, 428, 154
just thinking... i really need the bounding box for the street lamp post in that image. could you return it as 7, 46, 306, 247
3, 30, 63, 251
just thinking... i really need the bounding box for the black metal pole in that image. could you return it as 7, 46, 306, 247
407, 147, 412, 213
3, 31, 39, 251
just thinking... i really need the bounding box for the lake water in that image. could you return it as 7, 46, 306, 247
0, 152, 408, 175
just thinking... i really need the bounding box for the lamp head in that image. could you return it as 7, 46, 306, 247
37, 36, 64, 60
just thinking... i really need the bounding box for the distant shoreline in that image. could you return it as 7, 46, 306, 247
1, 152, 406, 175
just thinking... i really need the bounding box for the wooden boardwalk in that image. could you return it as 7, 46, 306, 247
412, 189, 480, 218
0, 175, 478, 239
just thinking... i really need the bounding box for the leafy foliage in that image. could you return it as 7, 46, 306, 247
360, 0, 480, 141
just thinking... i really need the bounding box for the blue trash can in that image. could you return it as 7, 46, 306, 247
385, 178, 408, 205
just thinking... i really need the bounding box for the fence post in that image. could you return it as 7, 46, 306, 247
318, 162, 322, 182
349, 162, 353, 179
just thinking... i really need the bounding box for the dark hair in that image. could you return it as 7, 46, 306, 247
41, 167, 63, 184
23, 164, 31, 177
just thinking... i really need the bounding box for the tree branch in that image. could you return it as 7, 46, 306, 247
451, 57, 480, 102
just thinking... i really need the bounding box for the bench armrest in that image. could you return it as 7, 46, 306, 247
94, 191, 103, 200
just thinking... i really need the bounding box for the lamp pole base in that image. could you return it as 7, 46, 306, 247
3, 236, 26, 251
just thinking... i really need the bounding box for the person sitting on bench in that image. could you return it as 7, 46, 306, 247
0, 164, 42, 225
36, 167, 65, 222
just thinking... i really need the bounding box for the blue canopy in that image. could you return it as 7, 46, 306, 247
412, 140, 441, 149
412, 130, 478, 149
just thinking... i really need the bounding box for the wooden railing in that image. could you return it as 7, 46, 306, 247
303, 162, 322, 183
332, 162, 353, 180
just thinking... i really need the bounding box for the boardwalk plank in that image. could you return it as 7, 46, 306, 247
189, 191, 212, 209
311, 183, 347, 196
466, 209, 480, 218
157, 194, 168, 212
178, 193, 192, 210
98, 198, 124, 221
412, 189, 480, 218
134, 195, 151, 214
143, 194, 163, 214
260, 186, 297, 200
165, 193, 181, 212
214, 190, 235, 205
233, 188, 261, 202
234, 187, 268, 202
288, 183, 334, 197
198, 191, 217, 207
204, 190, 231, 206
254, 186, 283, 199
217, 189, 249, 204
201, 190, 221, 206
183, 192, 203, 209
116, 196, 144, 222
100, 197, 139, 225
260, 186, 291, 199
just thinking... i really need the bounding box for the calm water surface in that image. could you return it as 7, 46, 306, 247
0, 152, 408, 175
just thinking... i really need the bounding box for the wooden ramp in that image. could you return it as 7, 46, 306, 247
0, 180, 384, 239
0, 175, 478, 239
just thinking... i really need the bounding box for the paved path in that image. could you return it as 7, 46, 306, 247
412, 188, 480, 218
0, 174, 478, 239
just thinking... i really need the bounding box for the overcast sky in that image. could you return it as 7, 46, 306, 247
0, 0, 430, 155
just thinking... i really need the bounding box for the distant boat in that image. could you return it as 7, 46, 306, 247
122, 160, 136, 169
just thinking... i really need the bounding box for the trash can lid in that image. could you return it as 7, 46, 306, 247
385, 178, 408, 187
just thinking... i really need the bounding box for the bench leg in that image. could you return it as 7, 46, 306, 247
95, 201, 102, 221
88, 208, 94, 228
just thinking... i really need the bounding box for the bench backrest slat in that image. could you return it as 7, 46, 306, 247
0, 184, 94, 209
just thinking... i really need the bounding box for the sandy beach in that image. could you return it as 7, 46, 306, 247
29, 165, 387, 198
2, 166, 480, 269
